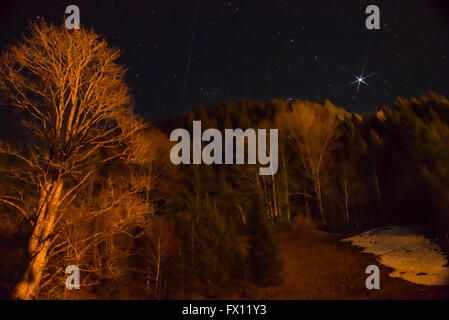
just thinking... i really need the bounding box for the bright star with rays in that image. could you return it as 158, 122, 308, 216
333, 64, 390, 97
351, 73, 371, 91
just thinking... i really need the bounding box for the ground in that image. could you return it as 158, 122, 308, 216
250, 226, 449, 299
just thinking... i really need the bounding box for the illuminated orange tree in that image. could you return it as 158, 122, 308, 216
0, 21, 145, 299
276, 100, 346, 225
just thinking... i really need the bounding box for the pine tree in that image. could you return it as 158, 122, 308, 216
247, 194, 283, 287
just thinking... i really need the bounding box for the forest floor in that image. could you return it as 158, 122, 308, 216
248, 226, 449, 299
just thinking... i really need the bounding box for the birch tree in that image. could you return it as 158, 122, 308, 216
0, 21, 145, 299
277, 100, 345, 225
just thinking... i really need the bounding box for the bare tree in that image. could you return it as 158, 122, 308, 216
36, 128, 176, 299
277, 100, 345, 225
0, 21, 145, 299
141, 216, 178, 297
40, 168, 152, 299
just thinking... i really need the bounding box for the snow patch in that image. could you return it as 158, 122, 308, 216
342, 225, 449, 286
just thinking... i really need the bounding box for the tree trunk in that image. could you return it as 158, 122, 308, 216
373, 167, 385, 225
14, 180, 63, 300
155, 234, 161, 294
343, 171, 350, 224
270, 170, 279, 220
314, 174, 326, 225
281, 157, 290, 223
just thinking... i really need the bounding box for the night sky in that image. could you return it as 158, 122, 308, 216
1, 0, 448, 120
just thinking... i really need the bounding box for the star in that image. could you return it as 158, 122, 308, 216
352, 74, 370, 91
338, 65, 376, 92
334, 64, 391, 98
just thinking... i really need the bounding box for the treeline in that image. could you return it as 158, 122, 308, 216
163, 92, 449, 234
1, 21, 448, 300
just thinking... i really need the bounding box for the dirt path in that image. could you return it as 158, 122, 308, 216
253, 227, 449, 299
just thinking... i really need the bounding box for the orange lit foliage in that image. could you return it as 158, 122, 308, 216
0, 21, 146, 299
